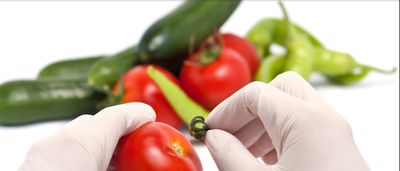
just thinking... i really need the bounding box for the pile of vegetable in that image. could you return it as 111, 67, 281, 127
114, 121, 203, 171
248, 2, 396, 84
0, 1, 396, 170
0, 0, 395, 128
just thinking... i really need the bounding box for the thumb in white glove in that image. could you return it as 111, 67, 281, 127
19, 102, 156, 171
205, 72, 369, 171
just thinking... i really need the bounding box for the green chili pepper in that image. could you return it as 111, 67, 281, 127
283, 34, 314, 79
313, 46, 396, 82
247, 18, 323, 58
313, 48, 357, 76
328, 64, 396, 85
280, 1, 314, 79
249, 1, 396, 85
147, 66, 208, 126
246, 19, 278, 57
255, 54, 286, 83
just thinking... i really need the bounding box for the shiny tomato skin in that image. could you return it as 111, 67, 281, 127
115, 122, 202, 171
117, 65, 182, 128
180, 48, 251, 110
222, 33, 261, 76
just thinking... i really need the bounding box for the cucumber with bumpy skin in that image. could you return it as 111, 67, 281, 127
88, 46, 138, 91
138, 0, 241, 74
0, 79, 106, 126
38, 56, 105, 80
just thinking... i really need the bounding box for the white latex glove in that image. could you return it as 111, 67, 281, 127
19, 102, 156, 171
205, 72, 369, 171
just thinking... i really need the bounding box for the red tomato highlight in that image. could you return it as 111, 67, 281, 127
116, 65, 182, 128
180, 48, 251, 110
222, 33, 261, 76
115, 122, 202, 171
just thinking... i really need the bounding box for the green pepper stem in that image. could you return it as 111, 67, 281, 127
279, 1, 289, 24
189, 116, 209, 142
358, 64, 397, 74
278, 0, 293, 37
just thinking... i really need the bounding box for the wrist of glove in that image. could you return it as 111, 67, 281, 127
204, 72, 370, 171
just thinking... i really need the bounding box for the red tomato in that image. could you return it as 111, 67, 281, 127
222, 33, 261, 76
180, 48, 251, 110
115, 122, 202, 171
116, 65, 182, 128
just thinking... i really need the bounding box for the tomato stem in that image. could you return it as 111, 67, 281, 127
194, 34, 223, 66
197, 46, 221, 65
172, 143, 184, 155
189, 116, 209, 142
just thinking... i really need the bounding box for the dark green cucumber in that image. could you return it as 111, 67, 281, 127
138, 0, 241, 74
88, 46, 138, 91
38, 56, 105, 80
0, 79, 106, 126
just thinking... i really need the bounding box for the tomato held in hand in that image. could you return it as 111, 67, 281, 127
180, 48, 251, 110
222, 33, 261, 76
115, 122, 202, 171
116, 65, 182, 128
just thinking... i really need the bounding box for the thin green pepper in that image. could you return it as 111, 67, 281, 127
280, 1, 314, 79
250, 1, 396, 85
328, 64, 396, 85
247, 18, 323, 58
315, 48, 396, 83
283, 34, 314, 79
147, 66, 208, 126
255, 54, 286, 83
313, 48, 357, 76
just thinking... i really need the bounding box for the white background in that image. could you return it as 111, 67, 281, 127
0, 1, 398, 170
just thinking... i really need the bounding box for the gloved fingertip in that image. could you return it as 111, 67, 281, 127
93, 102, 157, 136
205, 129, 249, 155
204, 129, 265, 171
124, 102, 156, 121
204, 129, 219, 150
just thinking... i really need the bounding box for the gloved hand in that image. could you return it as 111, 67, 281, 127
205, 72, 370, 171
19, 102, 155, 171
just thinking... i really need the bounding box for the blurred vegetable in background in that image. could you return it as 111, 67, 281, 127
138, 0, 241, 75
115, 122, 203, 171
0, 79, 106, 125
222, 33, 261, 76
88, 46, 138, 92
0, 0, 396, 127
38, 56, 105, 80
280, 2, 314, 79
327, 64, 396, 85
255, 54, 286, 83
248, 1, 396, 84
180, 34, 251, 110
0, 0, 239, 126
115, 65, 182, 128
